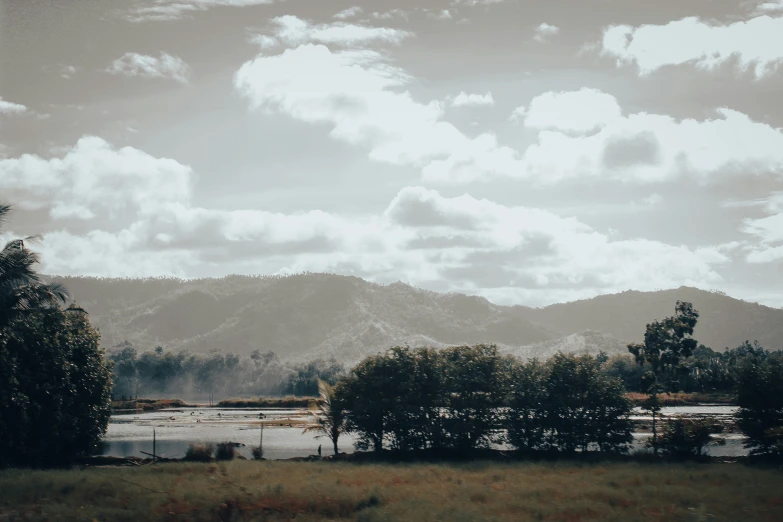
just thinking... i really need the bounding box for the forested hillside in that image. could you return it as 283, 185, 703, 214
49, 274, 783, 363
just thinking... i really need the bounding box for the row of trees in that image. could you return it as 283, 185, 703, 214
311, 345, 635, 456
0, 204, 113, 467
108, 343, 345, 399
310, 302, 783, 459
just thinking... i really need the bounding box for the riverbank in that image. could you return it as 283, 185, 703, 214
112, 392, 736, 414
626, 392, 734, 406
2, 460, 781, 521
110, 396, 319, 413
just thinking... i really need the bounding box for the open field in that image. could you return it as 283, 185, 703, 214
1, 461, 781, 521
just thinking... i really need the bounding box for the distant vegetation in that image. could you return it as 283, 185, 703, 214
108, 344, 345, 399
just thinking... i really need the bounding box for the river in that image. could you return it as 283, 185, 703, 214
100, 405, 747, 459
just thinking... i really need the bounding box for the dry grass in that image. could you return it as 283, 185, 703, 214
1, 460, 781, 521
626, 392, 734, 406
111, 399, 190, 412
217, 396, 318, 408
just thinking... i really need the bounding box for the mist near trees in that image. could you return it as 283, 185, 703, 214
108, 342, 345, 399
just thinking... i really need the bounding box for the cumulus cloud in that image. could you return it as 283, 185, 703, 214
522, 88, 622, 134
533, 23, 560, 43
254, 15, 413, 49
127, 0, 277, 22
0, 97, 27, 114
107, 52, 191, 84
235, 43, 520, 183
450, 91, 495, 107
0, 137, 730, 304
518, 103, 783, 183
601, 14, 783, 78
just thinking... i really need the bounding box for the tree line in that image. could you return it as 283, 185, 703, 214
311, 302, 783, 460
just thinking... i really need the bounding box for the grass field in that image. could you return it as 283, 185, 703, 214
1, 460, 780, 521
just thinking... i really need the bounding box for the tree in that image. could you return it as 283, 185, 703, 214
541, 354, 632, 454
0, 306, 113, 467
440, 344, 507, 453
303, 378, 346, 456
0, 203, 68, 329
628, 301, 699, 455
340, 352, 397, 452
506, 358, 547, 452
734, 349, 783, 456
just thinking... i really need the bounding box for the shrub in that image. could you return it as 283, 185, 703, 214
656, 417, 714, 459
215, 442, 237, 461
184, 443, 214, 462
250, 445, 264, 460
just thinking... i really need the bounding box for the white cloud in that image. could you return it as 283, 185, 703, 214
742, 193, 783, 262
601, 15, 783, 78
369, 9, 411, 21
0, 97, 27, 114
429, 9, 453, 21
256, 15, 413, 49
0, 136, 192, 219
127, 0, 277, 22
508, 105, 526, 124
107, 52, 191, 84
333, 6, 363, 20
59, 65, 78, 79
522, 88, 622, 134
755, 1, 783, 14
235, 43, 520, 183
450, 91, 495, 108
518, 104, 783, 184
0, 137, 729, 304
533, 23, 560, 43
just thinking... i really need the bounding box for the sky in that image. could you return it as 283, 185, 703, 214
1, 0, 782, 308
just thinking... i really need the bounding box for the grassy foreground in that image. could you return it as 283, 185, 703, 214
1, 461, 781, 521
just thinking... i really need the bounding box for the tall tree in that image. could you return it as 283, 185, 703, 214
627, 301, 699, 455
303, 378, 346, 456
0, 203, 68, 328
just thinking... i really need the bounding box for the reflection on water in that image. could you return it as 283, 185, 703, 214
101, 406, 749, 459
101, 408, 357, 460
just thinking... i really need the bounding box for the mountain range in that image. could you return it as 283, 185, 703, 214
49, 273, 783, 364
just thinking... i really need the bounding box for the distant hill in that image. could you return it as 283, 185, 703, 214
499, 330, 632, 360
48, 274, 783, 364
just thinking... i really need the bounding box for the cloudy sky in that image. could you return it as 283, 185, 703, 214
1, 0, 783, 308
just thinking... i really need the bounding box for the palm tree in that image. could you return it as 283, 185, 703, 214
302, 378, 346, 456
0, 203, 69, 327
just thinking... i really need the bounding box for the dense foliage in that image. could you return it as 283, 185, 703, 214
0, 203, 112, 468
108, 343, 345, 399
336, 345, 633, 455
0, 307, 113, 467
733, 349, 783, 456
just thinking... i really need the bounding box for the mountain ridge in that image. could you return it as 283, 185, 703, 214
46, 273, 783, 363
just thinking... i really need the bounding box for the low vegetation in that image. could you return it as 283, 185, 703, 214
217, 396, 317, 408
1, 461, 781, 521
